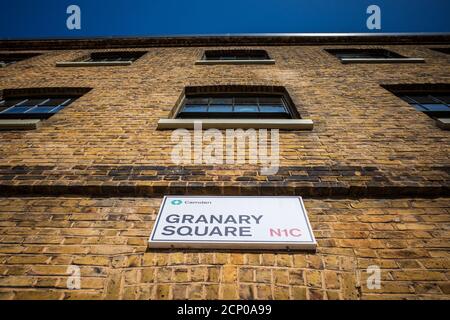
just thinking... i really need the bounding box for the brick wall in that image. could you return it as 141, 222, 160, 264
0, 39, 449, 299
0, 197, 448, 300
1, 45, 449, 175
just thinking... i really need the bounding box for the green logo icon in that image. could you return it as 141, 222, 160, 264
171, 199, 183, 205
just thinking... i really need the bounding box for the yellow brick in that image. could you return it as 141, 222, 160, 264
221, 284, 239, 299
190, 266, 206, 282
172, 284, 188, 299
173, 268, 189, 282
255, 268, 272, 283
291, 286, 307, 300
274, 286, 290, 300
14, 290, 62, 300
222, 265, 237, 283
256, 284, 272, 300
188, 284, 204, 300
155, 284, 171, 300
205, 284, 219, 299
141, 268, 155, 282
306, 270, 322, 288
273, 269, 289, 285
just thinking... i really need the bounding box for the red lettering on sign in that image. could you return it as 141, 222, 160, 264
289, 228, 302, 237
269, 228, 282, 237
269, 228, 302, 237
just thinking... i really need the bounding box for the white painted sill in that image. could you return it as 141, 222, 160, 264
436, 118, 450, 130
340, 57, 425, 64
157, 119, 313, 130
195, 59, 275, 65
56, 61, 133, 67
0, 119, 41, 130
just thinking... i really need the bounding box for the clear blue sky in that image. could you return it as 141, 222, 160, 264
0, 0, 449, 39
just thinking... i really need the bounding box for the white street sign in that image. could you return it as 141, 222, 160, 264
148, 196, 317, 250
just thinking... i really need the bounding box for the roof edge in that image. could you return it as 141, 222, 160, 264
1, 33, 450, 50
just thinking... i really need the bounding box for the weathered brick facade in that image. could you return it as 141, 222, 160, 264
0, 35, 449, 299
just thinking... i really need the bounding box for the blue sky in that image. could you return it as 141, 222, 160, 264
0, 0, 449, 39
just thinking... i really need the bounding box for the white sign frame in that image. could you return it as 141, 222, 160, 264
148, 196, 317, 251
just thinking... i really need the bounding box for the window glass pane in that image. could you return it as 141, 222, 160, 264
433, 95, 450, 104
43, 98, 70, 106
234, 105, 259, 112
2, 106, 33, 113
112, 57, 131, 62
259, 105, 286, 113
259, 97, 283, 105
334, 50, 399, 59
3, 99, 27, 107
61, 98, 73, 106
411, 103, 427, 111
27, 106, 57, 113
208, 105, 233, 113
375, 51, 396, 58
203, 53, 218, 60
204, 50, 269, 60
336, 53, 356, 59
235, 97, 258, 104
17, 98, 47, 107
210, 98, 233, 105
420, 104, 449, 112
362, 53, 382, 58
407, 95, 436, 103
89, 55, 133, 62
49, 106, 66, 113
184, 98, 208, 105
336, 53, 376, 59
182, 105, 208, 112
401, 96, 416, 103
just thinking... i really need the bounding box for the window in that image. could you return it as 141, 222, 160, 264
85, 51, 145, 63
382, 84, 450, 130
326, 49, 424, 64
430, 48, 450, 55
0, 53, 40, 67
396, 93, 450, 118
157, 85, 313, 130
197, 50, 274, 64
178, 95, 291, 119
0, 97, 77, 119
56, 51, 146, 67
0, 88, 90, 130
